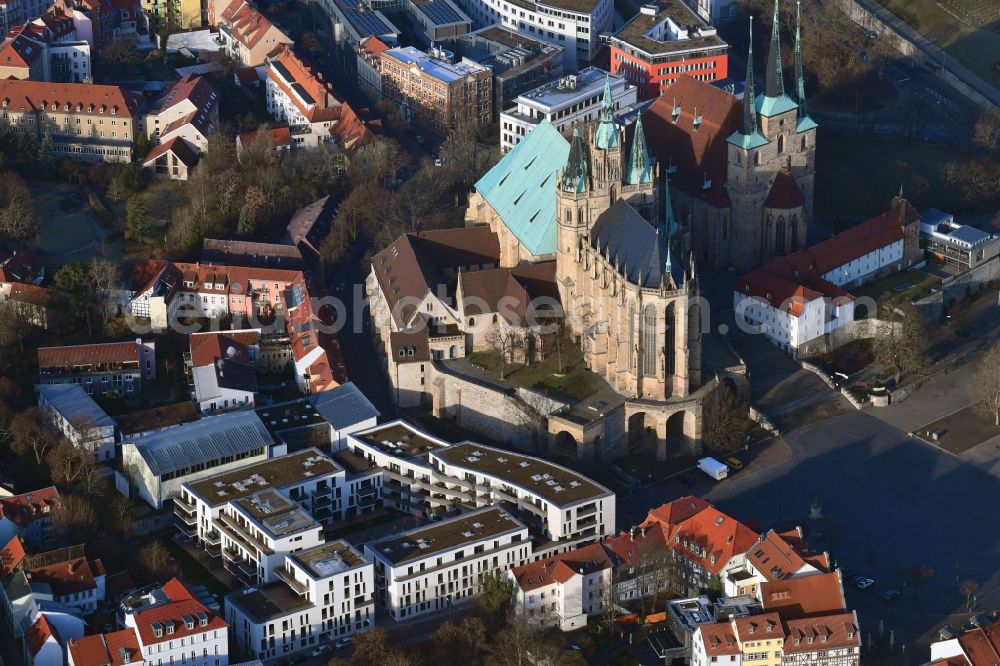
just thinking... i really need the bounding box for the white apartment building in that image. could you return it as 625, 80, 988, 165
451, 0, 613, 70
429, 441, 615, 552
124, 578, 229, 666
35, 383, 115, 461
500, 67, 635, 152
175, 449, 353, 583
508, 542, 611, 631
225, 540, 374, 663
365, 506, 530, 620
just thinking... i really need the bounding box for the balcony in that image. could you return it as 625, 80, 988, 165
218, 512, 274, 555
176, 521, 197, 538
576, 504, 597, 518
576, 515, 597, 529
174, 504, 197, 525
204, 530, 222, 546
273, 567, 309, 595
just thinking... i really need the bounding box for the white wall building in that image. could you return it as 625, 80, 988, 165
451, 0, 613, 70
508, 542, 611, 631
365, 506, 530, 620
120, 411, 275, 509
35, 384, 116, 461
500, 67, 635, 152
225, 540, 374, 663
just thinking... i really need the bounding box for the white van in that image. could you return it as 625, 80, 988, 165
697, 457, 729, 480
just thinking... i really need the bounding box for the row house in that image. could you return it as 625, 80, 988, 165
213, 0, 291, 67
37, 339, 156, 397
225, 540, 374, 662
508, 542, 612, 631
0, 282, 49, 329
141, 74, 219, 180
0, 79, 140, 163
67, 628, 143, 666
365, 506, 531, 620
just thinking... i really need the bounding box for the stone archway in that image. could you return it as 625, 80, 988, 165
552, 431, 578, 462
627, 411, 658, 454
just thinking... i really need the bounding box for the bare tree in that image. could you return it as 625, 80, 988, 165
486, 320, 521, 380
89, 258, 121, 326
904, 563, 934, 599
110, 494, 135, 534
8, 407, 54, 464
960, 579, 980, 612
631, 534, 683, 616
872, 297, 928, 384
974, 108, 1000, 153
137, 541, 179, 583
486, 615, 538, 666
973, 345, 1000, 426
510, 391, 551, 453
50, 494, 97, 546
702, 383, 747, 455
0, 299, 43, 352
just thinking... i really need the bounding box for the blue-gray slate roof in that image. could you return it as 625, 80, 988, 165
309, 382, 380, 430
590, 200, 684, 289
35, 384, 115, 429
133, 410, 273, 477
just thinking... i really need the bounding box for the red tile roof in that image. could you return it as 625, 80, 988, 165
28, 555, 105, 596
732, 611, 784, 642
806, 202, 913, 275
645, 496, 710, 529
133, 578, 227, 645
267, 45, 339, 122
642, 76, 739, 209
956, 619, 1000, 666
238, 126, 292, 149
67, 628, 141, 666
783, 611, 860, 654
697, 622, 741, 656
143, 136, 200, 169
222, 0, 290, 52
0, 249, 44, 283
389, 329, 430, 364
760, 571, 846, 619
458, 262, 558, 324
0, 486, 59, 527
0, 535, 25, 576
511, 543, 611, 592
0, 31, 45, 69
0, 79, 141, 117
669, 505, 759, 575
765, 170, 804, 209
26, 613, 58, 656
38, 341, 140, 371
601, 523, 667, 567
360, 35, 390, 57
189, 330, 259, 367
5, 282, 48, 307
746, 528, 810, 581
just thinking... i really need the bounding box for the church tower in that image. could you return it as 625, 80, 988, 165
725, 0, 816, 271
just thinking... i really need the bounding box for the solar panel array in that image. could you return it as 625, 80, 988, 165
337, 0, 394, 37
416, 0, 464, 25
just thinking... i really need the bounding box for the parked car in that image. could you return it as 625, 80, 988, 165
882, 589, 901, 603
334, 637, 353, 650
724, 456, 743, 471
855, 577, 876, 590
677, 474, 694, 488
311, 645, 332, 657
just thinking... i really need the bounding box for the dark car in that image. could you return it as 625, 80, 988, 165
882, 589, 901, 603
677, 475, 694, 488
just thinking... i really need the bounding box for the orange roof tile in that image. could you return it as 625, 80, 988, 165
511, 543, 611, 592
0, 535, 25, 576
38, 341, 140, 370
0, 79, 140, 117
0, 486, 59, 527
732, 612, 783, 642
783, 611, 860, 653
760, 571, 846, 619
670, 505, 759, 575
697, 622, 741, 656
765, 170, 804, 209
134, 578, 228, 645
956, 619, 1000, 666
26, 613, 58, 656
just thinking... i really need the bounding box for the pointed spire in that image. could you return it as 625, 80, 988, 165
626, 114, 652, 184
794, 0, 806, 115
765, 0, 784, 98
562, 127, 588, 193
595, 75, 619, 150
898, 183, 904, 198
740, 16, 758, 136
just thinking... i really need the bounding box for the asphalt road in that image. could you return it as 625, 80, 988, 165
704, 410, 1000, 664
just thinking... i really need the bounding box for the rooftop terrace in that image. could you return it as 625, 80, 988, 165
432, 442, 610, 505
290, 540, 366, 579
353, 422, 449, 460
611, 0, 725, 57
186, 449, 340, 506
369, 507, 524, 565
233, 488, 319, 539
226, 581, 311, 623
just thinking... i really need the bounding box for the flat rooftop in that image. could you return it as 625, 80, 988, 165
115, 401, 199, 435
505, 0, 602, 15
515, 67, 622, 110
411, 0, 468, 26
472, 25, 552, 51
186, 449, 340, 506
353, 422, 449, 460
226, 581, 311, 623
234, 488, 319, 538
611, 0, 726, 57
369, 507, 523, 565
330, 449, 377, 476
290, 540, 366, 578
256, 400, 328, 434
384, 46, 487, 83
432, 442, 610, 506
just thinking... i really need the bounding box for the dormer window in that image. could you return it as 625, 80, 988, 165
197, 611, 208, 627
692, 109, 702, 131
51, 103, 57, 111
152, 622, 163, 638
183, 615, 194, 630
165, 620, 175, 635
64, 103, 69, 111
111, 106, 117, 115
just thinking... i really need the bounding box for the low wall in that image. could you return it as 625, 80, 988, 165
915, 256, 1000, 319
749, 406, 780, 435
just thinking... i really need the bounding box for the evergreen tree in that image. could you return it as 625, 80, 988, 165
125, 195, 148, 242
38, 129, 55, 178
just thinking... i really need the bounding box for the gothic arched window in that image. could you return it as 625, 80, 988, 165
791, 215, 799, 251
753, 151, 761, 166
627, 301, 635, 370
664, 302, 676, 376
777, 135, 785, 154
642, 305, 657, 376
775, 217, 786, 254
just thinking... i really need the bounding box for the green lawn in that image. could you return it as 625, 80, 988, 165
466, 345, 602, 401
877, 0, 1000, 88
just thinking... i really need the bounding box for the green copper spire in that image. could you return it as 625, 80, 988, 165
594, 74, 619, 150
625, 114, 652, 185
794, 0, 806, 116
562, 127, 589, 193
741, 16, 757, 136
764, 0, 784, 98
